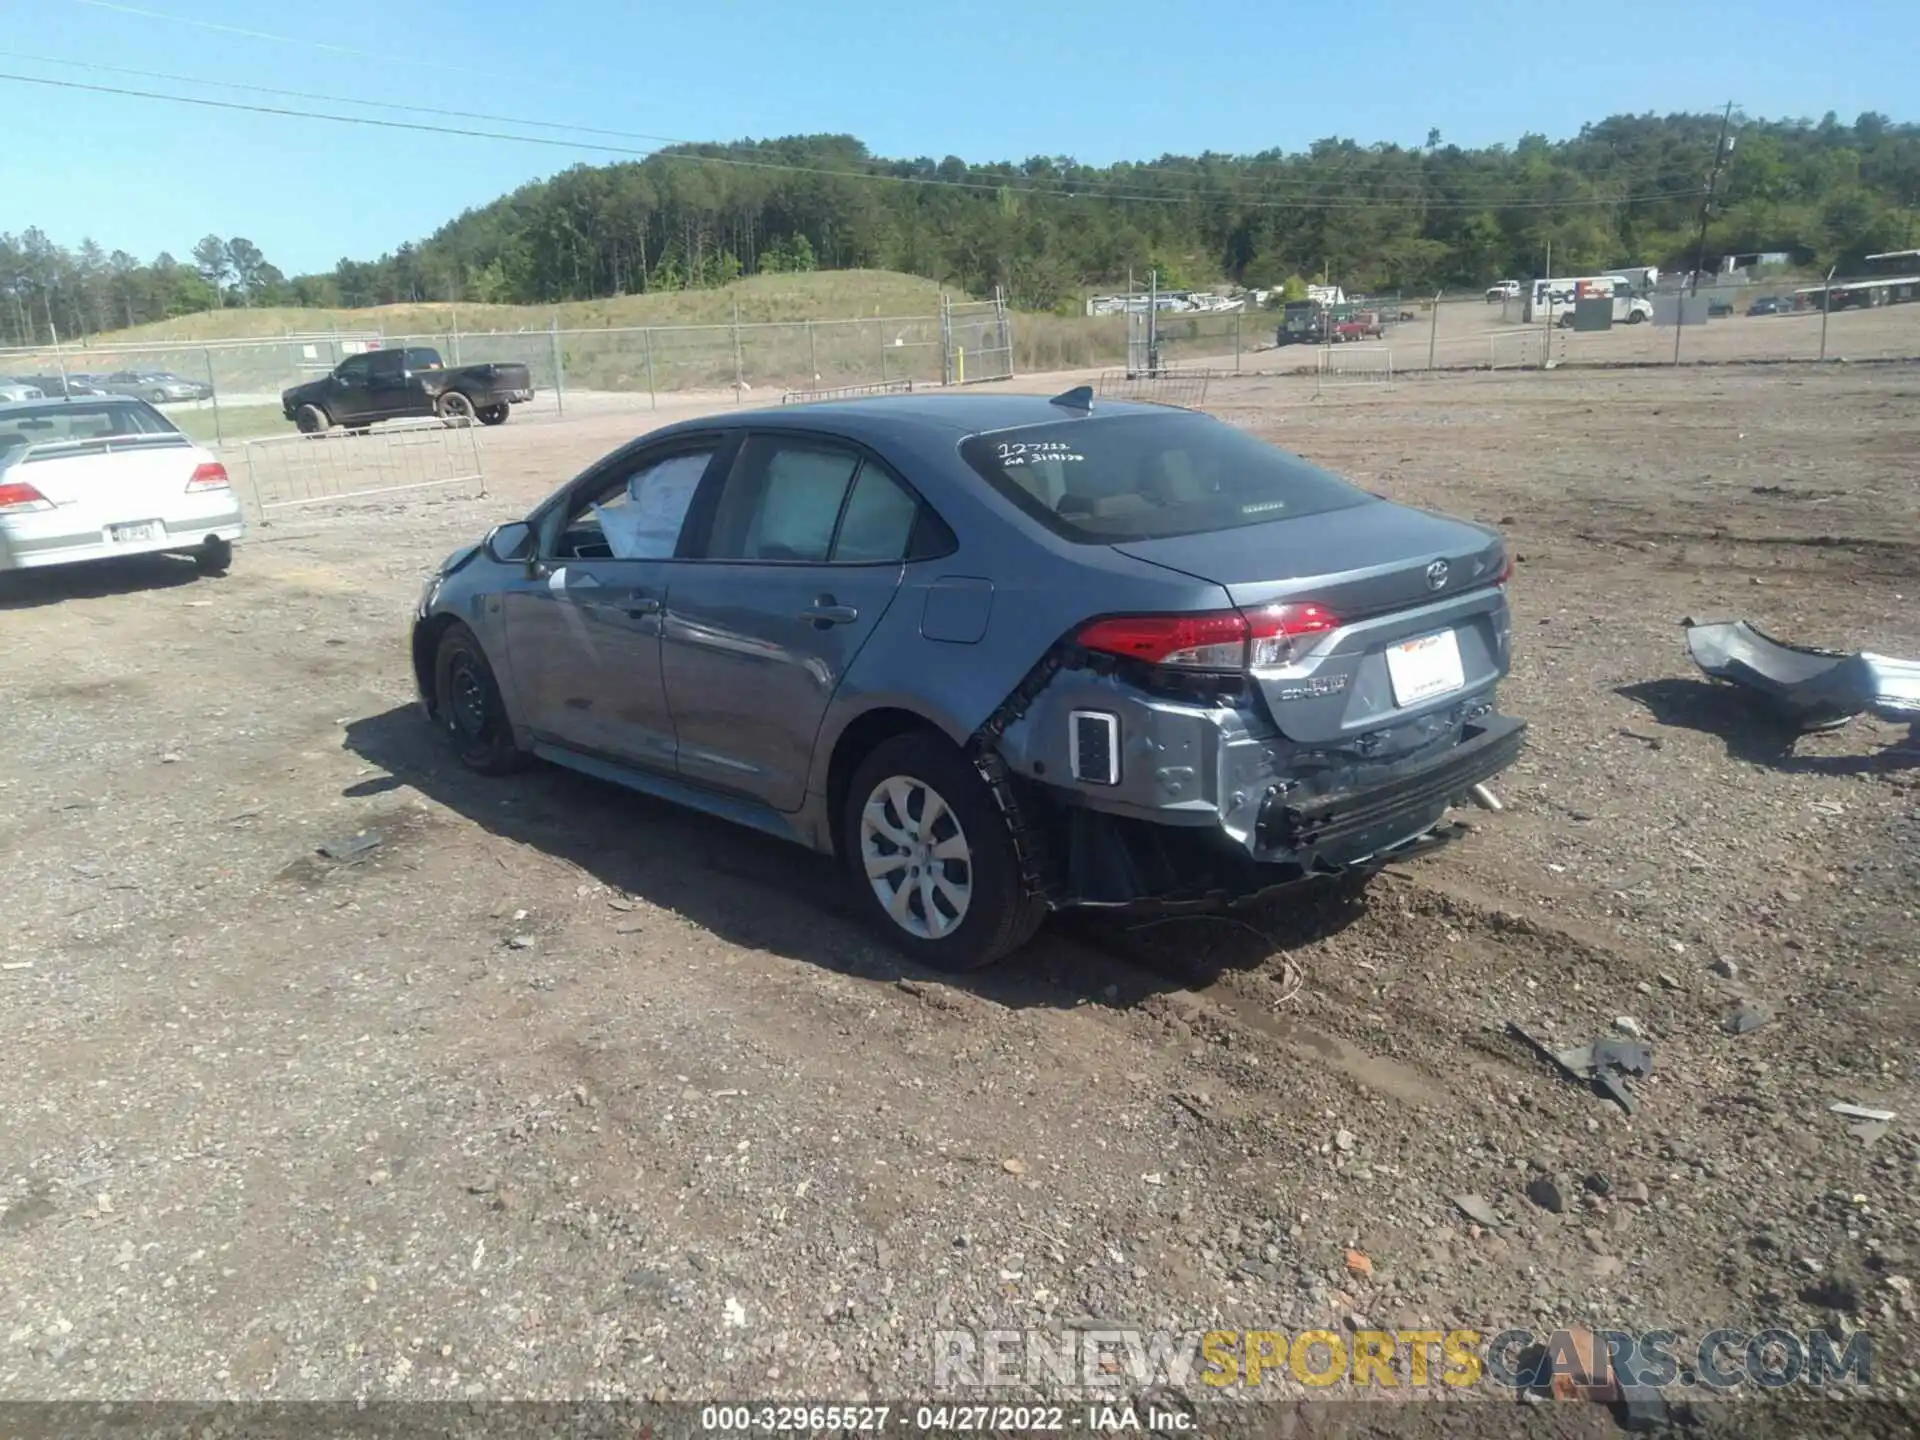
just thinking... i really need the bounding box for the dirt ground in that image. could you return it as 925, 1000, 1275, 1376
2, 362, 1917, 1431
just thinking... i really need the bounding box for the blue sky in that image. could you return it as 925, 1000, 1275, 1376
3, 0, 1912, 275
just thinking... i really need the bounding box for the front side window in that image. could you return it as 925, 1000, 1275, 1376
554, 448, 715, 560
336, 356, 373, 383
959, 411, 1370, 543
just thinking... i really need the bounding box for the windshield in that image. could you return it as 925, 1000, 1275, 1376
0, 400, 180, 461
960, 411, 1371, 544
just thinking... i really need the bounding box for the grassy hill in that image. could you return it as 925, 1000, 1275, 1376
84, 270, 955, 346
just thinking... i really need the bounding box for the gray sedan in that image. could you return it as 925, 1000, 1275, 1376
101, 370, 213, 404
412, 390, 1524, 968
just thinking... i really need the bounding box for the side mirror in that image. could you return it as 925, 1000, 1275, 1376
484, 521, 534, 566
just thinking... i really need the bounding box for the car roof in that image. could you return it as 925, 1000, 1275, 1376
0, 394, 148, 411
661, 391, 1182, 445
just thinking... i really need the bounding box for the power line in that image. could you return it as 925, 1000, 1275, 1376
0, 69, 1708, 212
59, 1, 1730, 198
65, 0, 550, 87
1, 49, 685, 144
9, 48, 1712, 205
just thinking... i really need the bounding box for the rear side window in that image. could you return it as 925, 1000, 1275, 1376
959, 412, 1370, 543
699, 436, 938, 565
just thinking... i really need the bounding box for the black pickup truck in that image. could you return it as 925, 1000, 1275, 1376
280, 346, 533, 433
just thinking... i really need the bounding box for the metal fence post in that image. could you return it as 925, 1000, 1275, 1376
1234, 310, 1242, 373
643, 326, 657, 409
878, 320, 888, 384
242, 441, 270, 525
807, 320, 817, 382
203, 347, 223, 448
939, 294, 953, 386
732, 298, 743, 402
998, 285, 1015, 377
1427, 290, 1441, 371
549, 315, 565, 415
450, 305, 461, 366
1819, 264, 1836, 361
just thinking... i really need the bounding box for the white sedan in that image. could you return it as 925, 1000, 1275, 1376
0, 396, 244, 573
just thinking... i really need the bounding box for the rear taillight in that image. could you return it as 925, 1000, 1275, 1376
1245, 602, 1341, 667
187, 462, 230, 492
1075, 602, 1342, 673
1075, 611, 1252, 671
0, 480, 51, 513
1496, 556, 1514, 585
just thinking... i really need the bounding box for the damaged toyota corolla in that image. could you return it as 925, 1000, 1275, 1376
412, 389, 1525, 969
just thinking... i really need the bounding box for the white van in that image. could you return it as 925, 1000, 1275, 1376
1525, 275, 1653, 326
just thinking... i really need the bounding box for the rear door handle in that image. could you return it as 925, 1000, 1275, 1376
801, 598, 859, 627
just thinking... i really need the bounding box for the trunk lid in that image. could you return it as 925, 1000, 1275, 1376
10, 436, 207, 526
1113, 501, 1512, 744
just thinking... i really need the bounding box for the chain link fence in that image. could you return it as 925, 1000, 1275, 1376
0, 292, 1017, 442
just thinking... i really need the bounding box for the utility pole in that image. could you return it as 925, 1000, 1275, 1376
1689, 102, 1736, 297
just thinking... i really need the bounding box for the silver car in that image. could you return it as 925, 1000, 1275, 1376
0, 378, 44, 404
0, 397, 244, 574
412, 391, 1523, 968
101, 370, 214, 404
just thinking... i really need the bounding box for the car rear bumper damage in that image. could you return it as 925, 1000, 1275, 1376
1257, 714, 1526, 851
992, 660, 1525, 910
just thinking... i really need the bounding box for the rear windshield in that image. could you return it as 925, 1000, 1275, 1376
0, 401, 179, 461
959, 412, 1370, 543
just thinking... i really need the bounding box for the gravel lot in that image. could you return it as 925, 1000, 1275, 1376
2, 363, 1916, 1431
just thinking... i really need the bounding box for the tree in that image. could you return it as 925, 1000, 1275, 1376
226, 237, 267, 306
7, 108, 1919, 334
191, 235, 230, 308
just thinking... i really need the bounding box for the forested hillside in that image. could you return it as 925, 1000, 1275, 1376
4, 110, 1915, 346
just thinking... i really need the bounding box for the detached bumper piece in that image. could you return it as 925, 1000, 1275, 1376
1260, 715, 1528, 851
1685, 619, 1920, 731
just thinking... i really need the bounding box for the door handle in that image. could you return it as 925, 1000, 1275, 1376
801, 598, 859, 627
579, 591, 660, 620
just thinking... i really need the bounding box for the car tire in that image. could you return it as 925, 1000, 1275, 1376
436, 391, 477, 424
194, 537, 232, 576
1627, 310, 1646, 324
294, 403, 330, 434
149, 389, 168, 403
476, 404, 509, 426
841, 732, 1045, 971
432, 624, 528, 776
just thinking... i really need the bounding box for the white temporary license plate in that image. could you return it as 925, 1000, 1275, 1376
1385, 629, 1466, 706
107, 521, 164, 544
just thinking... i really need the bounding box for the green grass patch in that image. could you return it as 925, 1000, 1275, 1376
169, 403, 289, 444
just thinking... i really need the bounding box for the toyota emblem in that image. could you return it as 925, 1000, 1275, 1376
1425, 559, 1450, 591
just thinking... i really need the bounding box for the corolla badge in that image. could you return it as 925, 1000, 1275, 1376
1425, 559, 1450, 591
